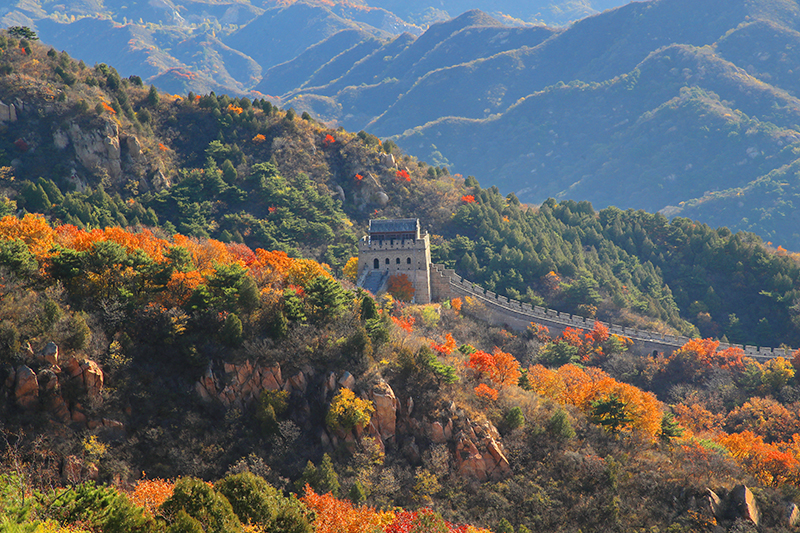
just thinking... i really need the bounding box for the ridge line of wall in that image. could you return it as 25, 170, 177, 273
428, 263, 789, 360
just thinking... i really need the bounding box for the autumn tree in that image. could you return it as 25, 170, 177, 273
387, 273, 415, 302
325, 389, 374, 433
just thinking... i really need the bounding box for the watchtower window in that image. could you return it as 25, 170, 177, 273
406, 257, 411, 264
373, 259, 379, 269
385, 258, 390, 265
396, 258, 400, 264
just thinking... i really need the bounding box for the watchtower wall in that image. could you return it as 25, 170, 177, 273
358, 230, 432, 304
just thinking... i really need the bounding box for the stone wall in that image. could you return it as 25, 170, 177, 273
358, 233, 432, 303
429, 263, 789, 360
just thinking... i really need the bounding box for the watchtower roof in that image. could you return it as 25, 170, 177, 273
368, 218, 420, 241
369, 219, 418, 233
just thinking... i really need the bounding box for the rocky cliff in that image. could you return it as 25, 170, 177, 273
196, 359, 511, 483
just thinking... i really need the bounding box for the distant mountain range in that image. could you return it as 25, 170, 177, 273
6, 0, 800, 249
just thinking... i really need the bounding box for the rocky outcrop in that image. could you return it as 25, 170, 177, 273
703, 488, 723, 520
38, 342, 59, 366
379, 153, 395, 168
197, 361, 512, 484
51, 119, 155, 191
80, 360, 104, 399
195, 360, 285, 408
455, 433, 487, 481
370, 380, 398, 443
351, 172, 389, 210
732, 485, 759, 526
787, 503, 800, 528
60, 120, 123, 184
2, 343, 106, 426
13, 365, 39, 408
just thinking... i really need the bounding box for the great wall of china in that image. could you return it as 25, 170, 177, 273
428, 263, 791, 362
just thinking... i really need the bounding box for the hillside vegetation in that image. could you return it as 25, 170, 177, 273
4, 28, 800, 533
1, 31, 800, 349
7, 0, 800, 249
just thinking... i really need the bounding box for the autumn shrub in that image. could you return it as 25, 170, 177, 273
325, 389, 374, 433
129, 477, 175, 517
301, 485, 390, 533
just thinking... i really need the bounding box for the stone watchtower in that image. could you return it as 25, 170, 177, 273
357, 218, 432, 304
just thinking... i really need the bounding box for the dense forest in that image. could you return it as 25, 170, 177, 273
1, 32, 800, 348
4, 28, 800, 532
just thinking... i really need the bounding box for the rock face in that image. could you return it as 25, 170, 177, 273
732, 485, 759, 526
370, 380, 398, 443
196, 361, 512, 483
195, 360, 285, 408
64, 120, 123, 184
14, 365, 39, 408
80, 360, 104, 400
2, 343, 106, 426
51, 118, 154, 191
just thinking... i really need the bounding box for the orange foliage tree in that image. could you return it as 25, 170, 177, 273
431, 333, 457, 356
665, 338, 746, 382
474, 383, 498, 402
716, 431, 800, 486
468, 347, 521, 388
301, 485, 392, 533
527, 364, 663, 439
387, 273, 415, 301
391, 315, 415, 334
128, 476, 175, 516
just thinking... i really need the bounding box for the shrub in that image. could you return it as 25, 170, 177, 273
325, 388, 374, 433
160, 477, 242, 533
504, 407, 526, 431
548, 409, 575, 440
215, 472, 280, 528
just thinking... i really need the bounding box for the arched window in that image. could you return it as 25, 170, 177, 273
373, 258, 379, 269
406, 257, 411, 264
396, 258, 401, 264
385, 258, 390, 265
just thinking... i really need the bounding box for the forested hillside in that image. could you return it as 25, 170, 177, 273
4, 27, 800, 533
6, 0, 800, 250
1, 31, 799, 348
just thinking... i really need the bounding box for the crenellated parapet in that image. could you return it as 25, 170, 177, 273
428, 262, 790, 360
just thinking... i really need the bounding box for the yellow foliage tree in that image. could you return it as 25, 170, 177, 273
325, 388, 374, 433
343, 257, 359, 282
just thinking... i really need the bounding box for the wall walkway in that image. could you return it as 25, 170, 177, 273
428, 264, 790, 361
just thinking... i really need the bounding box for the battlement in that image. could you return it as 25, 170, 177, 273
357, 219, 432, 304
358, 220, 793, 359
428, 262, 791, 360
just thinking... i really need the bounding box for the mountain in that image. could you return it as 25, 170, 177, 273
2, 32, 800, 348
4, 29, 800, 533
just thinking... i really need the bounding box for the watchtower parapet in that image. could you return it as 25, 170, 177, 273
357, 219, 432, 303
